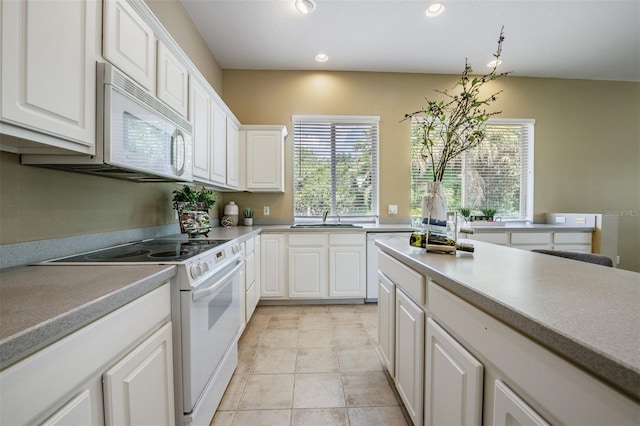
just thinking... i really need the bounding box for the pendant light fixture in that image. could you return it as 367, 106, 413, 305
295, 0, 316, 14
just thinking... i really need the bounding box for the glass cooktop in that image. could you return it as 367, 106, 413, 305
51, 239, 230, 263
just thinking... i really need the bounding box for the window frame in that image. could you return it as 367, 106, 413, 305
410, 117, 535, 221
292, 114, 380, 223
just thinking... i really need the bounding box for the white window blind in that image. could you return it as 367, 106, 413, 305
411, 118, 534, 220
293, 115, 379, 220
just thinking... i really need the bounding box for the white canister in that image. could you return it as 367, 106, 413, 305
224, 201, 239, 226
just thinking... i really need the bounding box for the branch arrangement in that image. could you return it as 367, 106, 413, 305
404, 27, 509, 181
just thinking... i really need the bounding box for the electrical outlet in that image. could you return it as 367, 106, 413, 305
555, 216, 566, 224
388, 205, 398, 215
263, 206, 270, 216
616, 255, 620, 264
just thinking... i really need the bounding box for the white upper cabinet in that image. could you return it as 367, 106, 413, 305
226, 118, 240, 188
103, 0, 156, 92
190, 79, 211, 180
1, 0, 99, 154
244, 127, 288, 192
210, 103, 227, 185
157, 41, 189, 117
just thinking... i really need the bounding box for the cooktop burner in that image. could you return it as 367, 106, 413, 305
51, 238, 230, 263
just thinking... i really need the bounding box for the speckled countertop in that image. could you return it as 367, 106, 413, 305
464, 223, 594, 233
0, 265, 176, 370
376, 237, 640, 401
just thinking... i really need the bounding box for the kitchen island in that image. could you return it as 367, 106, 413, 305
376, 237, 639, 425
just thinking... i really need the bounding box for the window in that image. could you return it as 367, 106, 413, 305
410, 118, 534, 220
293, 115, 379, 221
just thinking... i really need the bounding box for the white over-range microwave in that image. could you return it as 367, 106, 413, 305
23, 62, 193, 182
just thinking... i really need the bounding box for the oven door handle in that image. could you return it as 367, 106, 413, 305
192, 261, 243, 302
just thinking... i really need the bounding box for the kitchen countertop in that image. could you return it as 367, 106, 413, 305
0, 264, 176, 370
463, 223, 594, 232
376, 237, 640, 400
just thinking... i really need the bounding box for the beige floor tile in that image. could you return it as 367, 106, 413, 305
328, 304, 362, 313
217, 373, 248, 411
236, 346, 257, 375
299, 314, 332, 330
231, 409, 291, 426
253, 305, 276, 316
342, 372, 400, 407
267, 315, 300, 329
271, 305, 302, 315
293, 373, 345, 408
252, 347, 297, 374
348, 406, 409, 426
297, 328, 335, 348
238, 328, 263, 347
330, 313, 366, 329
337, 346, 383, 372
299, 305, 331, 315
260, 329, 299, 348
291, 408, 349, 426
210, 410, 234, 426
333, 328, 372, 347
238, 374, 295, 410
351, 303, 378, 313
296, 348, 339, 373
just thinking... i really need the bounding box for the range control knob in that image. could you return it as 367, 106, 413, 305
190, 263, 202, 279
200, 261, 210, 273
231, 243, 241, 254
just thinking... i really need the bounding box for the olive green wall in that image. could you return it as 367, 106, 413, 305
221, 70, 640, 271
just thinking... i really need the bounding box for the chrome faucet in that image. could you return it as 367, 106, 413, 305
322, 210, 329, 224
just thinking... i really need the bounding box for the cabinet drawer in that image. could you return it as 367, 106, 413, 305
329, 233, 365, 246
245, 237, 255, 254
378, 251, 425, 305
553, 232, 592, 244
289, 233, 326, 246
470, 233, 508, 245
511, 233, 551, 245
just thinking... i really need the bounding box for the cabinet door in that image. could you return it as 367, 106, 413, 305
395, 288, 425, 426
41, 390, 94, 426
1, 0, 97, 150
190, 79, 210, 180
103, 322, 175, 426
246, 281, 259, 322
254, 235, 262, 298
289, 247, 326, 298
157, 41, 189, 117
261, 234, 285, 298
493, 380, 549, 426
210, 103, 227, 185
425, 318, 483, 426
246, 130, 284, 192
226, 118, 240, 188
378, 272, 395, 376
329, 245, 366, 298
245, 250, 256, 291
103, 0, 156, 91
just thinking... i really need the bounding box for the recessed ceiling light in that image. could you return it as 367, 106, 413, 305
425, 3, 445, 17
315, 53, 329, 62
295, 0, 316, 14
487, 59, 502, 68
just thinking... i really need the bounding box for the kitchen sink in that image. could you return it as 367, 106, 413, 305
290, 223, 363, 228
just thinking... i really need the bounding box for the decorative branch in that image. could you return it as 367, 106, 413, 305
403, 27, 509, 181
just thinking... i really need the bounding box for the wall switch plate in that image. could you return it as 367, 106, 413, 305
555, 216, 566, 224
263, 206, 270, 216
388, 205, 398, 215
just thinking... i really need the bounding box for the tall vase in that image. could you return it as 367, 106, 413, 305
422, 181, 448, 224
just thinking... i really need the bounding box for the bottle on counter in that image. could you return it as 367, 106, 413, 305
223, 201, 239, 226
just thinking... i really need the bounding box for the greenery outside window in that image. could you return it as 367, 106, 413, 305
411, 118, 534, 220
293, 115, 379, 222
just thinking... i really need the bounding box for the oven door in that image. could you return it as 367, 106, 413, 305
180, 256, 242, 412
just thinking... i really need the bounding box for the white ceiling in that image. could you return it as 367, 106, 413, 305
180, 0, 640, 82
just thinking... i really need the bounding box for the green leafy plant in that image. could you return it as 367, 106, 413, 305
481, 208, 497, 219
172, 185, 217, 210
242, 207, 255, 218
459, 207, 472, 218
403, 27, 509, 182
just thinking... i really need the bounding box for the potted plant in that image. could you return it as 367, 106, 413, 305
242, 207, 255, 226
459, 207, 472, 223
172, 185, 217, 236
404, 27, 509, 224
481, 208, 497, 221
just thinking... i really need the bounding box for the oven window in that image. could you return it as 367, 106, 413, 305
208, 283, 232, 330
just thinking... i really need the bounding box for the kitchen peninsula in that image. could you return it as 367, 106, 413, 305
376, 237, 639, 425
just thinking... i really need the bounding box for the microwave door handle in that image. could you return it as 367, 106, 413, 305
192, 261, 243, 302
171, 129, 186, 177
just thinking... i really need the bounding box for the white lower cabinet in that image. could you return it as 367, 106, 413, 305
103, 322, 175, 426
493, 380, 549, 426
329, 233, 366, 297
260, 233, 286, 298
425, 318, 483, 426
245, 237, 259, 321
395, 287, 425, 426
377, 272, 395, 376
0, 284, 173, 426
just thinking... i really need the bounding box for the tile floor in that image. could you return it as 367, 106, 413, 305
210, 303, 409, 426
